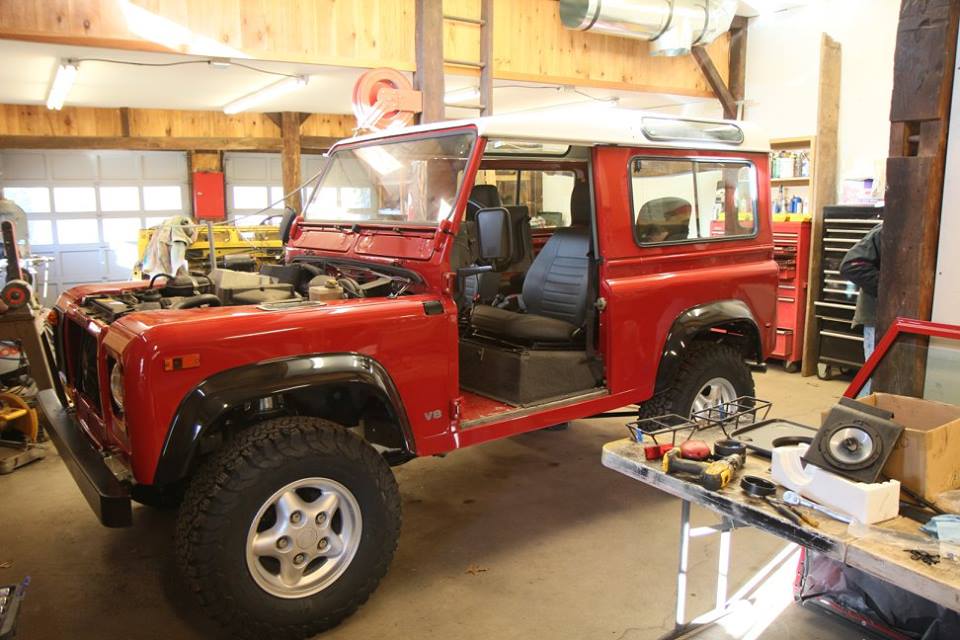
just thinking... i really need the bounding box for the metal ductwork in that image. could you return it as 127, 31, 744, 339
560, 0, 738, 57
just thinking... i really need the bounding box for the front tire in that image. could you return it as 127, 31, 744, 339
175, 416, 401, 639
638, 342, 755, 419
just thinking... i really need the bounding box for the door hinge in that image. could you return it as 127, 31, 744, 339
450, 396, 463, 423
594, 297, 607, 311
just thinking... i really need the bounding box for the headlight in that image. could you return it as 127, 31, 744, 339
110, 362, 124, 413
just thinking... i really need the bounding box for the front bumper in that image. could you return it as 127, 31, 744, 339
38, 390, 132, 527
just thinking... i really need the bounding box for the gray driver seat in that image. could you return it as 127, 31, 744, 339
469, 181, 592, 343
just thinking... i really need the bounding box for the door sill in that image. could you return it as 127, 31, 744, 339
460, 388, 609, 430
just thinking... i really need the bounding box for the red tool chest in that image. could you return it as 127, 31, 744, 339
770, 219, 811, 372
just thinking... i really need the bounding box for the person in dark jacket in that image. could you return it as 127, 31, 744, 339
840, 224, 881, 393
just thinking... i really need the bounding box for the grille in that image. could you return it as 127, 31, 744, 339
75, 325, 101, 412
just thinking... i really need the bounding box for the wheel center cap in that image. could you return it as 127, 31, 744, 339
296, 527, 319, 550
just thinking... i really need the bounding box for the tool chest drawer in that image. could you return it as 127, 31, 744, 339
811, 205, 882, 372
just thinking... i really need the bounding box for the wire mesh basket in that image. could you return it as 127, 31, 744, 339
625, 396, 772, 444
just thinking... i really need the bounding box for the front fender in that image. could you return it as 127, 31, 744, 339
152, 352, 412, 485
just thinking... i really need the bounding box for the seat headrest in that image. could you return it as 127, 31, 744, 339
470, 184, 502, 209
638, 197, 692, 223
570, 180, 591, 226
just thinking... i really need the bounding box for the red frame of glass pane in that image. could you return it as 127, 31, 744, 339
844, 317, 960, 398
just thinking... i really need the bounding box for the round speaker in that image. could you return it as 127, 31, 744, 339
819, 421, 882, 470
352, 67, 416, 130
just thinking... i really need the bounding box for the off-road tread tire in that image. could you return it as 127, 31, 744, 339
175, 416, 401, 640
638, 342, 754, 420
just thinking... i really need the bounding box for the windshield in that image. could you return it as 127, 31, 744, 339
304, 131, 476, 225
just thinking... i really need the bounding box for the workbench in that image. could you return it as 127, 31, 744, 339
601, 431, 960, 637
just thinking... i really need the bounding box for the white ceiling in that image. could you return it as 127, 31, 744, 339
0, 38, 715, 118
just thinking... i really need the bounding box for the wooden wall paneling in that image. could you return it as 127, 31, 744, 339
800, 34, 841, 377
0, 0, 723, 96
875, 0, 960, 396
0, 104, 351, 151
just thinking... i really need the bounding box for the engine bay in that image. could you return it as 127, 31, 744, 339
80, 261, 416, 323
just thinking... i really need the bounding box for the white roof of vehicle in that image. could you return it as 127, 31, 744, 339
339, 107, 770, 153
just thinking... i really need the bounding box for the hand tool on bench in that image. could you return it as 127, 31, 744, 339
662, 448, 744, 491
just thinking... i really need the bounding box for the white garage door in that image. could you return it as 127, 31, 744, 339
0, 150, 189, 305
225, 152, 328, 225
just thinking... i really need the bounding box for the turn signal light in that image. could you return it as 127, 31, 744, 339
163, 353, 201, 371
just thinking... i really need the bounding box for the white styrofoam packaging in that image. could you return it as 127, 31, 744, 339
771, 444, 900, 525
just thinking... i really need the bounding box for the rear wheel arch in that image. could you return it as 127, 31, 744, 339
153, 353, 414, 487
653, 300, 763, 395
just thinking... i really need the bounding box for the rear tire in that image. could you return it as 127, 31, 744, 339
175, 416, 401, 640
639, 342, 755, 419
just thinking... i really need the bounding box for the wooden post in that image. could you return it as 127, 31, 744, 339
875, 0, 960, 395
280, 111, 303, 214
414, 0, 445, 123
479, 0, 494, 117
727, 16, 748, 120
691, 46, 737, 120
799, 34, 841, 377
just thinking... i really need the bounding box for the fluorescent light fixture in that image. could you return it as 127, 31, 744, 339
222, 76, 309, 115
444, 86, 480, 105
46, 59, 78, 110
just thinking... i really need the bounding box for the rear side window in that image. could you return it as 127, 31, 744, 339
630, 157, 757, 245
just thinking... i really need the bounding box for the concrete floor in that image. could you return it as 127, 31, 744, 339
0, 366, 867, 640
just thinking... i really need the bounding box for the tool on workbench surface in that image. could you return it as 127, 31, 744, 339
679, 439, 711, 460
904, 549, 941, 566
662, 448, 744, 491
739, 475, 805, 526
782, 490, 851, 523
713, 438, 746, 458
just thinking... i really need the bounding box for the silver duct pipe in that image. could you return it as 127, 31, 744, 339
559, 0, 738, 57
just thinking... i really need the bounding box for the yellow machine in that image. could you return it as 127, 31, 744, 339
134, 223, 284, 278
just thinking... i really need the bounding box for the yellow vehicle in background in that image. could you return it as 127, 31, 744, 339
133, 222, 283, 278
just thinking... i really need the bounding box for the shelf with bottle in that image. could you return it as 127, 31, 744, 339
770, 148, 811, 181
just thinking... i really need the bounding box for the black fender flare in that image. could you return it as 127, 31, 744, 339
152, 352, 413, 486
653, 300, 763, 395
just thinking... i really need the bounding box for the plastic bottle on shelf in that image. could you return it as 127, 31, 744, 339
771, 152, 780, 179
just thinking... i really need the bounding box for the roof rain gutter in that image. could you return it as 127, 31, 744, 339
559, 0, 738, 57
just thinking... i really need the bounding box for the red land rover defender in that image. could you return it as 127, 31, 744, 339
40, 109, 776, 638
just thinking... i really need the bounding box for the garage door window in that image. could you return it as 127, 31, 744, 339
0, 150, 190, 305
53, 186, 97, 212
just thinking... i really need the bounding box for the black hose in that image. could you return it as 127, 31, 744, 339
149, 273, 175, 288
172, 294, 222, 309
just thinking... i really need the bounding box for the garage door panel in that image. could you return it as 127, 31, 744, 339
51, 153, 97, 180
144, 153, 187, 180
1, 152, 47, 180
60, 249, 106, 281
99, 153, 142, 180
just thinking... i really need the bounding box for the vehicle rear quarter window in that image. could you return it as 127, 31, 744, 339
630, 157, 757, 246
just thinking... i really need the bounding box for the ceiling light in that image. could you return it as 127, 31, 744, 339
222, 76, 309, 115
444, 87, 480, 105
46, 59, 78, 110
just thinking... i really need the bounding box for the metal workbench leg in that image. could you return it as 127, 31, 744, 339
675, 499, 692, 627
665, 500, 736, 640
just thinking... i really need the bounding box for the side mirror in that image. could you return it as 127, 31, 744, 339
279, 207, 297, 244
475, 207, 512, 264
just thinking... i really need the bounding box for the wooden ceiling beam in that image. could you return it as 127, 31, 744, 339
691, 45, 738, 120
0, 135, 340, 152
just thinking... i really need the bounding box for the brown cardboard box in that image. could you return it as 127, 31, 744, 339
854, 393, 960, 502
